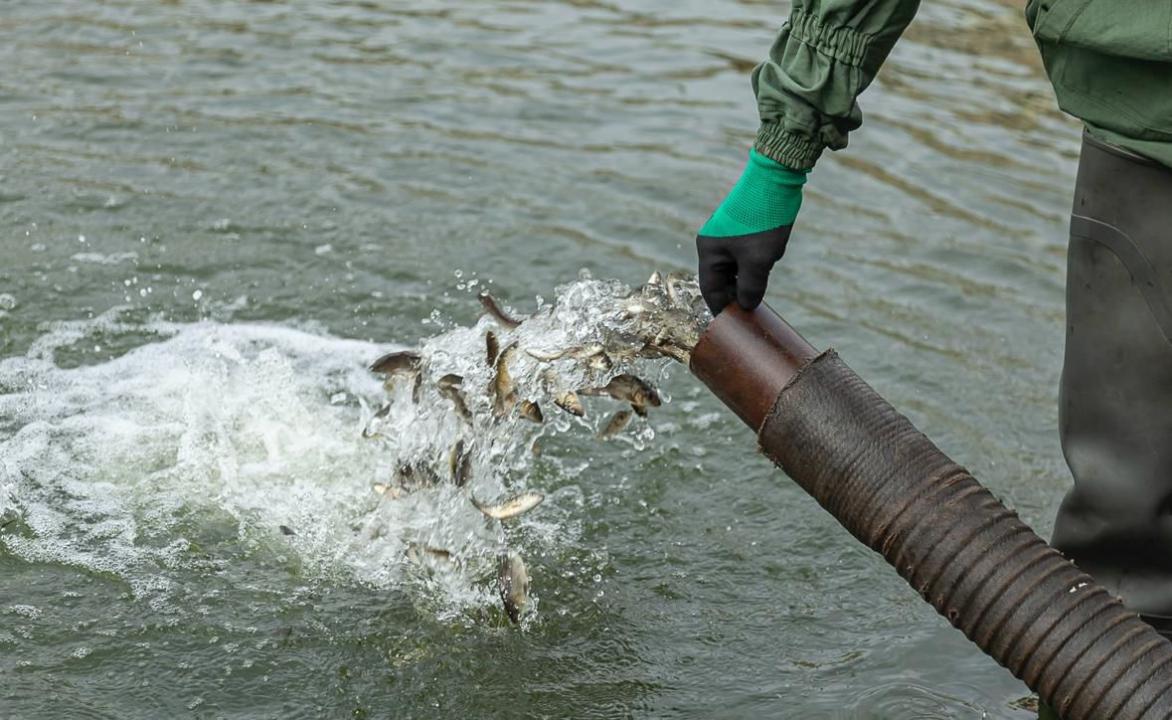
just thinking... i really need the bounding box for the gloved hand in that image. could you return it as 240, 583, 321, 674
696, 149, 807, 315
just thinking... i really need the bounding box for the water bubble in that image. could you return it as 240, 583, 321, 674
8, 605, 41, 619
0, 294, 17, 311
192, 289, 203, 301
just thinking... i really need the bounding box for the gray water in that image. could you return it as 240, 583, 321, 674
0, 1, 1082, 717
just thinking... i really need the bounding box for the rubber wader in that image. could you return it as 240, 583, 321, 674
1040, 132, 1172, 718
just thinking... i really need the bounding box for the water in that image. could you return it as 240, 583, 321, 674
0, 1, 1080, 717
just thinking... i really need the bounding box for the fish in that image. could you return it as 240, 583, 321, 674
411, 372, 423, 404
598, 409, 633, 439
518, 399, 544, 424
485, 330, 500, 366
406, 544, 453, 564
437, 373, 472, 422
586, 350, 613, 373
497, 551, 530, 624
479, 292, 522, 330
279, 525, 296, 536
361, 402, 393, 438
492, 343, 519, 416
542, 369, 585, 417
372, 482, 404, 499
471, 491, 545, 520
391, 462, 441, 493
369, 350, 422, 376
525, 343, 607, 363
583, 374, 661, 416
665, 271, 692, 308
553, 391, 584, 418
526, 344, 614, 374
370, 350, 425, 398
449, 439, 473, 487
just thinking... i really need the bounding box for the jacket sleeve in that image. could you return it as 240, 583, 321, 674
752, 0, 922, 170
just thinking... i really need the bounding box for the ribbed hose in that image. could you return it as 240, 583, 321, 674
756, 351, 1172, 719
688, 303, 1172, 719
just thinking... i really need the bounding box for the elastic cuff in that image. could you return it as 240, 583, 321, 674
787, 8, 873, 68
754, 122, 823, 171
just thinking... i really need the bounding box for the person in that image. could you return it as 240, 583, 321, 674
695, 2, 1172, 717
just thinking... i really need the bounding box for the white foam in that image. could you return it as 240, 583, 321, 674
0, 309, 467, 609
0, 275, 697, 621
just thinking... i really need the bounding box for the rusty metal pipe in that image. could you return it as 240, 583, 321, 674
690, 303, 1172, 720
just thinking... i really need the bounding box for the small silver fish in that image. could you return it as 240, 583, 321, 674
665, 271, 691, 307
437, 373, 472, 422
486, 330, 500, 366
492, 343, 519, 417
361, 402, 393, 439
471, 491, 545, 520
449, 439, 473, 487
584, 374, 661, 417
372, 482, 404, 499
479, 292, 522, 330
542, 369, 585, 417
369, 350, 422, 376
406, 544, 453, 564
411, 372, 423, 404
518, 399, 544, 424
525, 344, 608, 364
598, 409, 633, 439
395, 462, 440, 492
497, 551, 530, 624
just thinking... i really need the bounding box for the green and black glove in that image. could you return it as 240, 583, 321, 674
696, 149, 807, 315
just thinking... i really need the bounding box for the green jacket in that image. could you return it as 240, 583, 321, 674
753, 0, 1172, 170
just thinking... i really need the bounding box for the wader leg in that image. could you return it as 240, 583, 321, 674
1038, 132, 1172, 720
1051, 132, 1172, 630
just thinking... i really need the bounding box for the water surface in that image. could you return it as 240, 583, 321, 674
0, 1, 1081, 717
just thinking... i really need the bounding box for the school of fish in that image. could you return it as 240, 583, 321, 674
363, 271, 709, 624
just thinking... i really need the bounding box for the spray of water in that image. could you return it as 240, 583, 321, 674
0, 272, 707, 624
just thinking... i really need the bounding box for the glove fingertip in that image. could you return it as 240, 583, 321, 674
735, 290, 765, 311
704, 292, 733, 316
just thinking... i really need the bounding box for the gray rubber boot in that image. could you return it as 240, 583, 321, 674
1051, 131, 1172, 633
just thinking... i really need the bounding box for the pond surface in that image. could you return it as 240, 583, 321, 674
0, 1, 1082, 717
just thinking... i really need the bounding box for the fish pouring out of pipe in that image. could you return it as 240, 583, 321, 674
358, 272, 710, 624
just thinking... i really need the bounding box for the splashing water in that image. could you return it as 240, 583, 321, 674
0, 273, 708, 624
